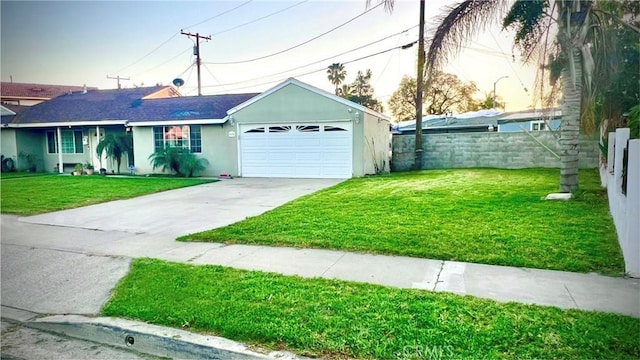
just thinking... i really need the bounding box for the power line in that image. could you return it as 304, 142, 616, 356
202, 25, 417, 87
202, 63, 228, 93
182, 0, 253, 30
213, 0, 308, 36
113, 32, 180, 74
489, 32, 530, 95
195, 39, 416, 94
207, 2, 383, 65
132, 47, 192, 78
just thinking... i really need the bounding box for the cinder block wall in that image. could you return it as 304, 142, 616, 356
392, 132, 599, 171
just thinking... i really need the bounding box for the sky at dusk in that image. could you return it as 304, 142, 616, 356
1, 0, 542, 114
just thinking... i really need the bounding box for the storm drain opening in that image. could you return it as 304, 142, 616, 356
125, 335, 135, 347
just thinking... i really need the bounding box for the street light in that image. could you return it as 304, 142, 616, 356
493, 76, 509, 109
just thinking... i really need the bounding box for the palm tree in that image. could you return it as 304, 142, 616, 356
423, 0, 622, 192
96, 133, 132, 174
338, 84, 352, 98
326, 63, 347, 95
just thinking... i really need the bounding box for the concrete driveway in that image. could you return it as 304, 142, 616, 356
2, 177, 342, 315
20, 177, 343, 237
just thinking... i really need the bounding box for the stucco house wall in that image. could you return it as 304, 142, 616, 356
362, 112, 391, 175
229, 80, 389, 178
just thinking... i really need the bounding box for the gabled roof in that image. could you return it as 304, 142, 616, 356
1, 104, 29, 125
1, 82, 98, 100
227, 78, 390, 121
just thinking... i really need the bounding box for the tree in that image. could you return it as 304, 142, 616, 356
476, 91, 505, 110
96, 133, 132, 174
388, 72, 479, 121
338, 84, 352, 98
345, 69, 384, 113
423, 0, 632, 192
326, 63, 347, 95
388, 76, 418, 121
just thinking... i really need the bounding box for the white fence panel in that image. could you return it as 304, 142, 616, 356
601, 128, 639, 277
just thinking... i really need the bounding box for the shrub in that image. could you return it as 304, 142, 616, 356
148, 146, 209, 177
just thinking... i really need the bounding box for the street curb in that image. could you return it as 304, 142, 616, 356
14, 314, 304, 360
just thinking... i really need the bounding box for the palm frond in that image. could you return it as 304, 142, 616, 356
366, 0, 393, 13
503, 0, 552, 63
425, 0, 508, 79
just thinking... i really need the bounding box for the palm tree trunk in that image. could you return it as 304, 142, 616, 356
559, 47, 582, 192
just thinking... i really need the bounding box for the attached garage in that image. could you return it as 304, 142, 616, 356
239, 122, 352, 178
227, 78, 391, 179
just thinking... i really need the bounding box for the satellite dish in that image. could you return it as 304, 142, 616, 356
172, 78, 184, 87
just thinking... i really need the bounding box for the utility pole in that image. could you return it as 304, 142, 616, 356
106, 75, 130, 89
414, 0, 426, 171
180, 30, 211, 96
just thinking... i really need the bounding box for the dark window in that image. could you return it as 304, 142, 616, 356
47, 132, 57, 153
324, 125, 347, 132
297, 125, 319, 132
244, 127, 265, 133
189, 125, 201, 153
269, 126, 291, 133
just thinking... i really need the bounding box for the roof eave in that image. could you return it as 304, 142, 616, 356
130, 118, 228, 126
6, 120, 128, 128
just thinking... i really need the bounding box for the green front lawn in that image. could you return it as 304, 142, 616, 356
182, 168, 623, 275
102, 259, 640, 359
0, 175, 215, 215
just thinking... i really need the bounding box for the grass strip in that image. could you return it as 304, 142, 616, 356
181, 168, 623, 275
102, 259, 640, 359
1, 175, 215, 215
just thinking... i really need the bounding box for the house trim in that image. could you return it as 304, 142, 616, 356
130, 118, 227, 126
6, 120, 127, 128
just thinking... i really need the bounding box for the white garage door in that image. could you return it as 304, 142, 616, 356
239, 122, 352, 178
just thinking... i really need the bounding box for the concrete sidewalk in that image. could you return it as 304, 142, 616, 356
2, 215, 638, 317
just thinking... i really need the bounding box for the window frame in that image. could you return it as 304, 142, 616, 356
153, 125, 202, 153
530, 121, 547, 131
46, 130, 84, 154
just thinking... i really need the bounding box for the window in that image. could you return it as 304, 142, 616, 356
324, 125, 348, 132
269, 126, 291, 133
296, 125, 319, 132
153, 125, 201, 153
47, 130, 84, 154
244, 127, 265, 133
531, 121, 547, 131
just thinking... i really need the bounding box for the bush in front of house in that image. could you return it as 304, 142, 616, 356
148, 146, 209, 178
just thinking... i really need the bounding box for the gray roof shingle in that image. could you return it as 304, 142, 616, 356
10, 87, 259, 125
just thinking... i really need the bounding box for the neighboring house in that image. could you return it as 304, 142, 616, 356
2, 78, 391, 178
1, 82, 98, 106
497, 109, 562, 132
392, 109, 562, 134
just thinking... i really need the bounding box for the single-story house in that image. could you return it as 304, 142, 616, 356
497, 109, 561, 132
1, 82, 98, 106
392, 108, 561, 134
1, 78, 390, 178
